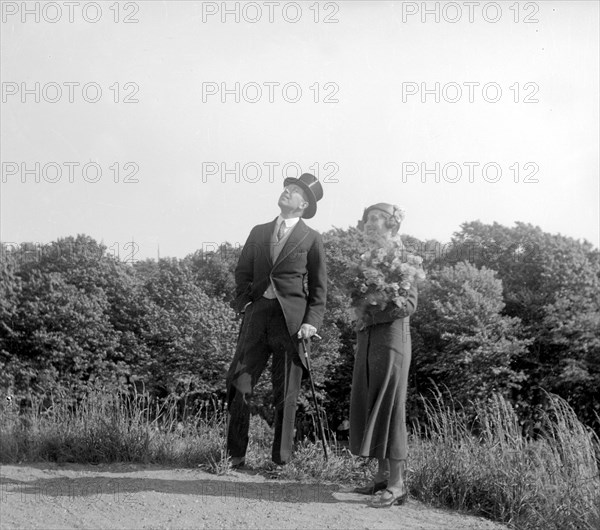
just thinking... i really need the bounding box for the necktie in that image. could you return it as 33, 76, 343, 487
277, 221, 286, 242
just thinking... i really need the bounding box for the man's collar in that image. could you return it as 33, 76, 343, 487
277, 215, 301, 228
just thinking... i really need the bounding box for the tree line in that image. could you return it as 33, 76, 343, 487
1, 220, 598, 435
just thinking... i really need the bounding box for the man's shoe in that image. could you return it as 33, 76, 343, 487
353, 480, 388, 495
266, 462, 287, 479
230, 457, 246, 469
370, 488, 408, 508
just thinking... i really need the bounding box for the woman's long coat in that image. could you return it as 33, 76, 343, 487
349, 282, 418, 460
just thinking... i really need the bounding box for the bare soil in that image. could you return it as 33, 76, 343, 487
1, 463, 508, 529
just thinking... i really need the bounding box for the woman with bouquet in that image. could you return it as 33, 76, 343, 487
348, 202, 424, 508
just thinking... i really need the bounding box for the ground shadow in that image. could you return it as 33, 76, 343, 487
0, 474, 348, 505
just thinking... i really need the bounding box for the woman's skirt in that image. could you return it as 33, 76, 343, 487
349, 318, 411, 460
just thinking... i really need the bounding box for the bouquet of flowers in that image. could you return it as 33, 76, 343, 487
348, 234, 425, 319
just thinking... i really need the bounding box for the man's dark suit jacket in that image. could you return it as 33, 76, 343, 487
231, 218, 327, 362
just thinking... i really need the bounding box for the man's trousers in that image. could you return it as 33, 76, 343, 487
226, 297, 304, 465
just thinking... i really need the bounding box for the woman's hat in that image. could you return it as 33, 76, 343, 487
283, 173, 323, 219
361, 203, 405, 234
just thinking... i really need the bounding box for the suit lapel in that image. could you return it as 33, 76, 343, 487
263, 219, 277, 268
273, 219, 309, 269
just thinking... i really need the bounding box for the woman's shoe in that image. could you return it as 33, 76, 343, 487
370, 488, 408, 508
353, 480, 388, 495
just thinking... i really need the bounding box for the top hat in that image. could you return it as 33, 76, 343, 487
283, 173, 323, 219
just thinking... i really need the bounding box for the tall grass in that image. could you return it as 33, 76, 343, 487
409, 391, 600, 530
2, 387, 598, 529
0, 386, 229, 473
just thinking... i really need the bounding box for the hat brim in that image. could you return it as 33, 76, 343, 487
283, 177, 317, 219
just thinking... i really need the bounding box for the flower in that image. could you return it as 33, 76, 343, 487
347, 235, 425, 319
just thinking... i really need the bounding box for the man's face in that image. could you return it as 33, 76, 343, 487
278, 184, 309, 214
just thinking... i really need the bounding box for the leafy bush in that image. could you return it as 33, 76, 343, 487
411, 262, 531, 415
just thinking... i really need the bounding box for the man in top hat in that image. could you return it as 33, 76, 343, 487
226, 173, 327, 467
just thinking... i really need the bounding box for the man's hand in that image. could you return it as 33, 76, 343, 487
297, 323, 317, 340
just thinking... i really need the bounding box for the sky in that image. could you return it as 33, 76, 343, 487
1, 0, 598, 261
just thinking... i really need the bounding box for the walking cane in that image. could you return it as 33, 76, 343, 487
300, 336, 329, 462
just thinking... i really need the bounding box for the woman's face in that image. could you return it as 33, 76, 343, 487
363, 210, 392, 238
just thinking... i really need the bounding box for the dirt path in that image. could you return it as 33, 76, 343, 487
1, 463, 507, 529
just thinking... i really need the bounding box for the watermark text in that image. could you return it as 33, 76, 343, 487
200, 2, 339, 23
401, 82, 539, 103
401, 162, 539, 183
201, 161, 339, 184
1, 2, 140, 23
2, 162, 140, 184
2, 82, 139, 103
201, 82, 339, 104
